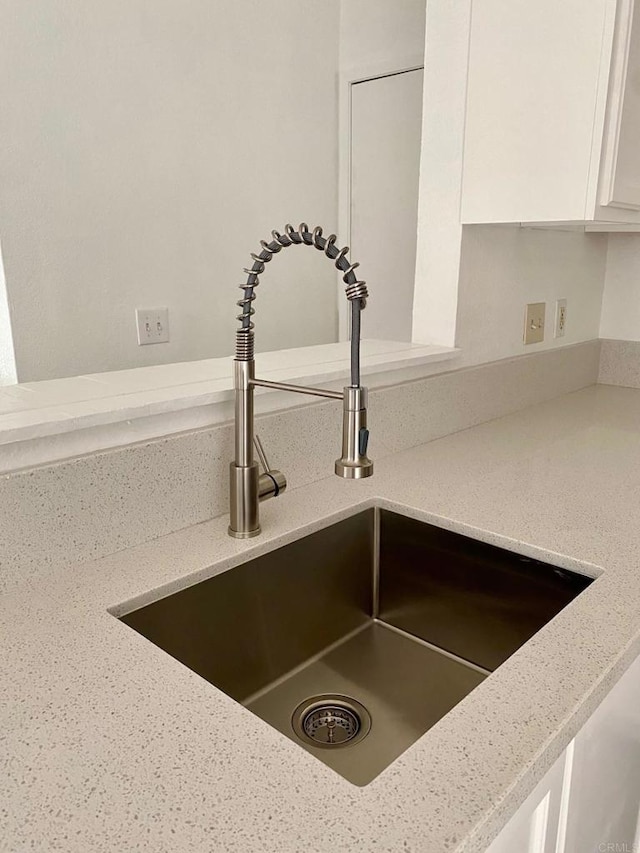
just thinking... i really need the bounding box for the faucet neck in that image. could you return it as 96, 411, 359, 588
233, 359, 255, 468
228, 223, 372, 539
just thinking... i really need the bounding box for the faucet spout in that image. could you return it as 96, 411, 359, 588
228, 222, 373, 539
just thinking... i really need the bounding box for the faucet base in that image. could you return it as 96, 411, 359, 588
229, 461, 260, 538
228, 526, 262, 539
335, 458, 374, 479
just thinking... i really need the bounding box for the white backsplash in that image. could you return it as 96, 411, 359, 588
599, 339, 640, 389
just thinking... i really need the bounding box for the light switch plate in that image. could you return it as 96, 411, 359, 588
524, 302, 545, 345
136, 308, 170, 345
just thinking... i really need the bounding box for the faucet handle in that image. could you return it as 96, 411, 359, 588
253, 434, 272, 473
254, 434, 287, 501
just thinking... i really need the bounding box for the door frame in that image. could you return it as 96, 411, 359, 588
337, 56, 425, 340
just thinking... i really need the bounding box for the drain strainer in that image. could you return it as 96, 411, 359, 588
292, 695, 371, 749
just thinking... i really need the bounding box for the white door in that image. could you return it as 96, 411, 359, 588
349, 68, 423, 342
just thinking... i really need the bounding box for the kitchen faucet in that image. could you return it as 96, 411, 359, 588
229, 222, 373, 538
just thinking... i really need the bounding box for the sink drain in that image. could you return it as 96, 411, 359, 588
292, 695, 371, 749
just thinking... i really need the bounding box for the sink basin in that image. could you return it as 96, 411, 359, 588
119, 509, 592, 786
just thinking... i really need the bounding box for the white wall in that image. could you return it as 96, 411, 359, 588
0, 1, 340, 382
600, 235, 640, 340
339, 0, 426, 70
2, 0, 612, 385
456, 226, 608, 366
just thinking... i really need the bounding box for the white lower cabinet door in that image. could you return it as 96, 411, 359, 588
562, 655, 640, 853
487, 654, 640, 853
486, 745, 574, 853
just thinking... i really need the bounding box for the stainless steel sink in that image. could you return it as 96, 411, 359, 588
119, 509, 592, 786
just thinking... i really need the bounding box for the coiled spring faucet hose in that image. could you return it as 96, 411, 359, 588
235, 222, 368, 385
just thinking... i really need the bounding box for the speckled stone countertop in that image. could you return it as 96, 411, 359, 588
4, 384, 640, 853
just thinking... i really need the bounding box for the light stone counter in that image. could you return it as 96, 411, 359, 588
4, 384, 640, 853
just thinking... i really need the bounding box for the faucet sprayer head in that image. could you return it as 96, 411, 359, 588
335, 386, 373, 480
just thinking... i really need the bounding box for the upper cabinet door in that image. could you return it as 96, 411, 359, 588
458, 0, 640, 228
600, 0, 640, 210
461, 0, 614, 224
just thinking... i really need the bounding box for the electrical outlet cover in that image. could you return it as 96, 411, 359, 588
555, 299, 567, 338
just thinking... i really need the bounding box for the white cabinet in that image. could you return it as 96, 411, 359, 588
562, 654, 640, 851
600, 0, 640, 211
461, 0, 640, 229
486, 747, 573, 853
488, 653, 640, 852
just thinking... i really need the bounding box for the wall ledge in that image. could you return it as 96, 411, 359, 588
0, 340, 459, 473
